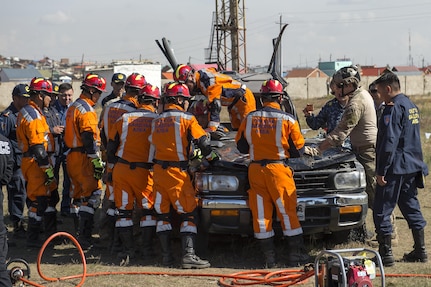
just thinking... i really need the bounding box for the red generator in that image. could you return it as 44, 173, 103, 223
314, 248, 386, 287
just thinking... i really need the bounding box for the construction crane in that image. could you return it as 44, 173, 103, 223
205, 0, 247, 73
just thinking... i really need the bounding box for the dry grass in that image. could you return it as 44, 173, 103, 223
3, 94, 431, 286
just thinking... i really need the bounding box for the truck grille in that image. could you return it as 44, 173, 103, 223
294, 170, 332, 190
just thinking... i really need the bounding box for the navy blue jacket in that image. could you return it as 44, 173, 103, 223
376, 93, 428, 176
0, 103, 22, 168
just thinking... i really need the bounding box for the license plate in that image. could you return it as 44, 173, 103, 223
296, 202, 305, 221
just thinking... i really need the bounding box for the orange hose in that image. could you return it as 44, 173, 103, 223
37, 232, 87, 286
15, 231, 431, 287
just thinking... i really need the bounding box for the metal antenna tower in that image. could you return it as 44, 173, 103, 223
206, 0, 247, 73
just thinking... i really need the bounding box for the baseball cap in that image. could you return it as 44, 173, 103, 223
52, 82, 60, 95
12, 84, 31, 98
112, 73, 126, 83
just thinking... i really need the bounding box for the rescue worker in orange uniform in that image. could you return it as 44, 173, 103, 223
174, 64, 256, 134
107, 84, 160, 263
98, 72, 145, 252
16, 77, 57, 248
64, 73, 106, 249
235, 79, 311, 268
149, 82, 219, 269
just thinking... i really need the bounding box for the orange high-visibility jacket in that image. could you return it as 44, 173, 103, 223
149, 103, 207, 162
235, 102, 305, 161
110, 105, 158, 163
17, 101, 54, 155
195, 68, 254, 105
64, 95, 100, 151
99, 96, 138, 147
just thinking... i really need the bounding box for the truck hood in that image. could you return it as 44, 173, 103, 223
211, 134, 356, 171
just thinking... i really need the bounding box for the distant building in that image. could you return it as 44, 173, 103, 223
360, 65, 387, 77
87, 63, 162, 105
0, 68, 43, 82
318, 59, 353, 77
286, 67, 328, 78
389, 65, 423, 76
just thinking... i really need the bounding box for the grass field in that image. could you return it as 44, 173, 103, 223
2, 94, 431, 286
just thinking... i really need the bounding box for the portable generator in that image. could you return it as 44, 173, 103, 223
314, 248, 385, 287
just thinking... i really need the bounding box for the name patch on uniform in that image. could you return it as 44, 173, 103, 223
0, 140, 11, 155
408, 108, 419, 124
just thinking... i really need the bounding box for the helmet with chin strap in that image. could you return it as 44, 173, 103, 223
174, 64, 194, 83
165, 82, 191, 98
29, 77, 53, 94
332, 66, 361, 88
125, 73, 146, 90
81, 73, 107, 93
139, 84, 160, 99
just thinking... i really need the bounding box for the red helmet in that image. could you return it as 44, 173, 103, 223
174, 64, 193, 83
260, 79, 283, 95
29, 77, 53, 94
125, 73, 146, 89
139, 84, 160, 99
82, 73, 107, 92
165, 82, 191, 98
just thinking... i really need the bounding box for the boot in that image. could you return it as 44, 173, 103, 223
78, 212, 94, 250
26, 219, 43, 249
13, 220, 26, 239
117, 227, 135, 265
158, 231, 175, 267
98, 213, 117, 250
141, 226, 156, 260
403, 229, 428, 263
43, 211, 60, 245
259, 237, 277, 268
286, 234, 311, 267
181, 232, 210, 269
377, 234, 395, 267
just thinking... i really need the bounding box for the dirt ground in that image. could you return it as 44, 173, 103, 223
5, 200, 431, 287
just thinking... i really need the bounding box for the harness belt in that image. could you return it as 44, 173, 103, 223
69, 147, 86, 153
153, 159, 189, 169
117, 157, 153, 170
251, 159, 288, 167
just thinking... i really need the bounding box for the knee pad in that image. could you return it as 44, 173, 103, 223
156, 213, 171, 224
35, 197, 49, 217
180, 210, 198, 226
116, 209, 133, 220
88, 189, 102, 209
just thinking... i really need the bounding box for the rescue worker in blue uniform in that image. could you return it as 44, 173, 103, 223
374, 72, 428, 267
303, 79, 348, 135
0, 133, 14, 287
0, 84, 29, 239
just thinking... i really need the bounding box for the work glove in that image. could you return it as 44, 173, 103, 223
44, 166, 56, 186
189, 148, 204, 173
209, 125, 228, 141
206, 150, 220, 163
91, 157, 105, 180
303, 146, 321, 157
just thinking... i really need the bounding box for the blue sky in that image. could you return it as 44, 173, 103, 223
1, 0, 430, 69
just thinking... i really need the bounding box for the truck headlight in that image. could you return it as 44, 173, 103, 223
195, 173, 239, 192
334, 170, 366, 189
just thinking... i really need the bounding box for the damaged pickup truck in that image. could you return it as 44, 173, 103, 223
194, 134, 368, 244
156, 28, 368, 245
